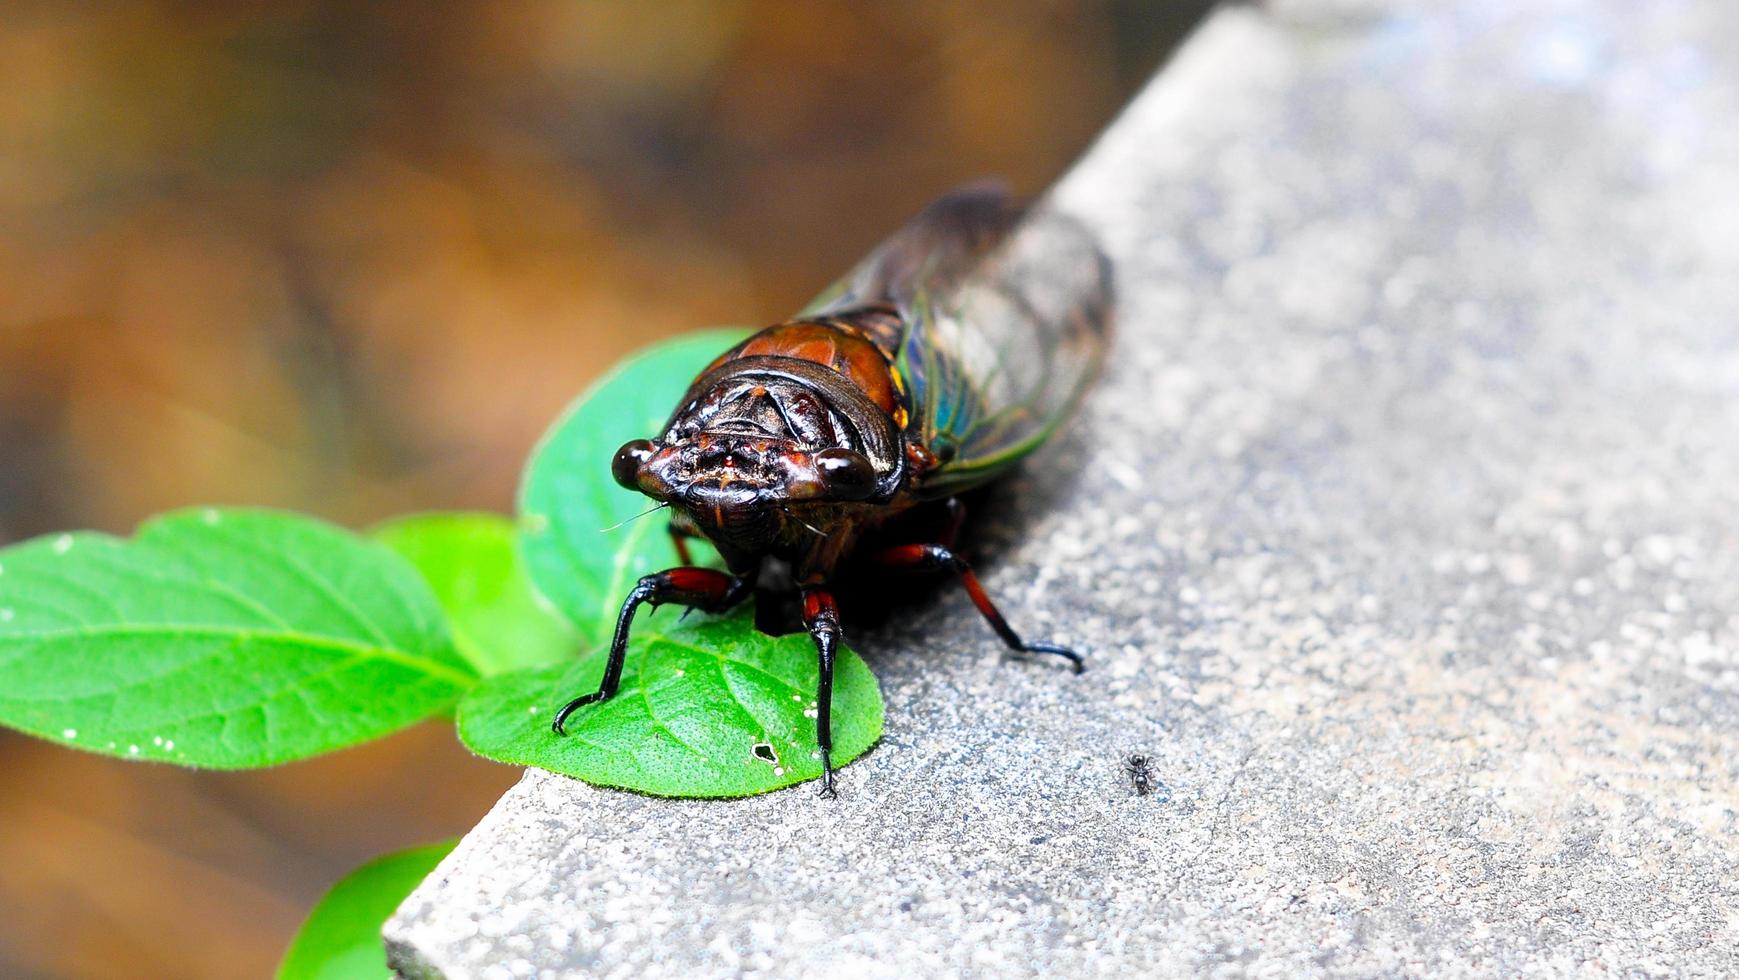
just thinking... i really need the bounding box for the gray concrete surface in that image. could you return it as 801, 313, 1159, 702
386, 2, 1739, 976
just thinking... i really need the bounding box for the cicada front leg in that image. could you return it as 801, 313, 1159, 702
551, 567, 752, 734
870, 542, 1084, 673
667, 513, 704, 566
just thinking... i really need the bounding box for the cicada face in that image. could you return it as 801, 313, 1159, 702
610, 364, 901, 557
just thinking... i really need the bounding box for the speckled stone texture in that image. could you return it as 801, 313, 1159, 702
386, 2, 1739, 976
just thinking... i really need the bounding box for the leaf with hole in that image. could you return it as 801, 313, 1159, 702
276, 839, 456, 980
0, 508, 474, 767
457, 608, 882, 797
373, 512, 579, 677
518, 328, 747, 645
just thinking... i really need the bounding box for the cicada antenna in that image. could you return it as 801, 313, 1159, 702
600, 501, 669, 533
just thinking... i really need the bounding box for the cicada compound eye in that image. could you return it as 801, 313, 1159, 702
611, 439, 657, 491
813, 447, 877, 501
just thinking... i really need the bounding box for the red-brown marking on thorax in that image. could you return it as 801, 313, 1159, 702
711, 320, 906, 421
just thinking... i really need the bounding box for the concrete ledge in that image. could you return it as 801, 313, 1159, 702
387, 2, 1739, 976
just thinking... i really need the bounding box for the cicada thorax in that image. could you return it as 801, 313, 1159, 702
709, 312, 911, 426
616, 312, 923, 574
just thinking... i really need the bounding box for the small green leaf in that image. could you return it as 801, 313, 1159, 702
518, 328, 747, 644
277, 839, 456, 980
456, 608, 882, 797
0, 508, 475, 768
373, 512, 579, 676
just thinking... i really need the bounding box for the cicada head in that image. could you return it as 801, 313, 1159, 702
609, 359, 905, 556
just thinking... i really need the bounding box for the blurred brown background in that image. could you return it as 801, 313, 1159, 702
0, 2, 1211, 976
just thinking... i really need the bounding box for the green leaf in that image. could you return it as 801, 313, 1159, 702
518, 328, 747, 644
277, 839, 456, 980
372, 512, 579, 676
0, 508, 475, 768
456, 608, 882, 797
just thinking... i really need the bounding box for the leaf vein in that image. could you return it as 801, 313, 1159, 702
3, 623, 475, 688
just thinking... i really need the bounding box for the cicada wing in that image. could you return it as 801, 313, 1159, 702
900, 205, 1114, 499
801, 181, 1112, 498
801, 181, 1024, 330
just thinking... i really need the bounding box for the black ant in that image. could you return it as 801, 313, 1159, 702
1124, 754, 1158, 797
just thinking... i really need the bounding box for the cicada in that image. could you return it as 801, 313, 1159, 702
551, 183, 1112, 797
